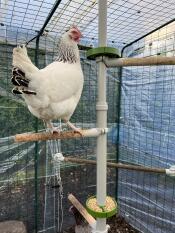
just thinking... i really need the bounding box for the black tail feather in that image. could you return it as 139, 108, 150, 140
11, 67, 29, 86
12, 87, 23, 95
22, 90, 36, 95
12, 87, 36, 95
12, 67, 25, 77
11, 75, 29, 87
11, 67, 36, 95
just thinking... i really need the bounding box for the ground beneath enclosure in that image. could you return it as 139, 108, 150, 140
64, 215, 141, 233
108, 215, 141, 233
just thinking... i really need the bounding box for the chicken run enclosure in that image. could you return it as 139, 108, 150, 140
1, 0, 175, 233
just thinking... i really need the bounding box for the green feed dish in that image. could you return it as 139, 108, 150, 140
86, 196, 117, 218
86, 47, 121, 60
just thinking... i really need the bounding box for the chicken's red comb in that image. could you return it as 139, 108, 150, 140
70, 25, 83, 37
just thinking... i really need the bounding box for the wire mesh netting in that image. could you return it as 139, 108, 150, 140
118, 21, 175, 233
0, 0, 175, 233
1, 0, 175, 48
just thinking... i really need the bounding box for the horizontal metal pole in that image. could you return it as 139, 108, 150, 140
103, 56, 175, 67
14, 128, 105, 142
64, 157, 166, 174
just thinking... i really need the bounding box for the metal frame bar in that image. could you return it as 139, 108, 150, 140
37, 0, 62, 38
34, 37, 40, 233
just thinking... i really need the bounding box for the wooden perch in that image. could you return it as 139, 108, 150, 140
64, 157, 166, 174
68, 193, 96, 226
14, 128, 104, 142
104, 56, 175, 67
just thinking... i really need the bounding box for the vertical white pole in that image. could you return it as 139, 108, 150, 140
95, 0, 108, 232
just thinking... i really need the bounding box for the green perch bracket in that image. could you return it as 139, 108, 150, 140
86, 47, 121, 60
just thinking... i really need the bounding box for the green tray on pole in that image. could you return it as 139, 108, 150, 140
86, 47, 120, 60
86, 196, 117, 218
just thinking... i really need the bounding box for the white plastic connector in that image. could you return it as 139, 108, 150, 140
100, 128, 108, 134
91, 224, 110, 233
96, 102, 108, 111
52, 153, 64, 162
96, 56, 103, 63
166, 165, 175, 177
96, 56, 109, 67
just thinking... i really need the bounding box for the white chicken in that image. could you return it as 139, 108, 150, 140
11, 26, 84, 133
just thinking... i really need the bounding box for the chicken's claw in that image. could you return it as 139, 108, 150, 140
52, 128, 61, 134
47, 127, 61, 135
45, 121, 61, 135
65, 120, 83, 136
73, 128, 83, 137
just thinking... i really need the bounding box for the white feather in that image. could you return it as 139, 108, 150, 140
25, 61, 83, 121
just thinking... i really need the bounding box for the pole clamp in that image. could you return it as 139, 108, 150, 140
96, 102, 108, 111
166, 165, 175, 177
100, 128, 108, 134
96, 56, 109, 67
